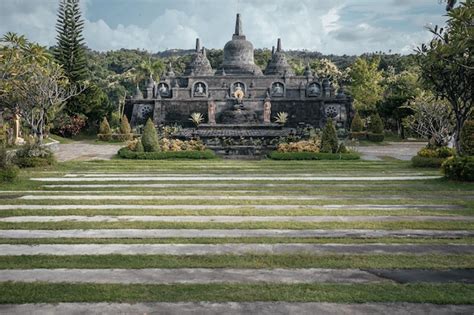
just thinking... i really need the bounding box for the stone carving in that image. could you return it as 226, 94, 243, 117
325, 104, 339, 119
263, 99, 272, 124
271, 82, 284, 97
158, 83, 170, 97
208, 101, 216, 125
194, 83, 206, 97
307, 83, 321, 97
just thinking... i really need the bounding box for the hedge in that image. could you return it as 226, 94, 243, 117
367, 133, 384, 142
411, 156, 446, 168
442, 156, 474, 182
349, 132, 367, 140
0, 165, 19, 182
98, 133, 133, 142
269, 151, 360, 160
118, 148, 216, 160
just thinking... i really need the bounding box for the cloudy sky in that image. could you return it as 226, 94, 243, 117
0, 0, 448, 55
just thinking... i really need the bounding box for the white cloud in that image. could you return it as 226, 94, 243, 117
0, 0, 447, 55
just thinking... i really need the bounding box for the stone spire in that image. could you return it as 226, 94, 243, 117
195, 38, 201, 52
264, 38, 294, 76
184, 38, 214, 76
218, 13, 262, 75
234, 13, 243, 36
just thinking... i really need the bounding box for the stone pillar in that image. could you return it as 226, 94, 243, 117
263, 99, 272, 124
208, 101, 216, 125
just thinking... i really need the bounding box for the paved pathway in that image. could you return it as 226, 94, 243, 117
2, 215, 472, 223
54, 142, 122, 162
0, 268, 386, 284
1, 244, 472, 256
2, 302, 472, 315
1, 229, 471, 238
358, 142, 426, 161
31, 175, 443, 181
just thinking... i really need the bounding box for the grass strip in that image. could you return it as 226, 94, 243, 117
0, 221, 472, 230
0, 237, 472, 245
0, 254, 472, 270
0, 283, 472, 304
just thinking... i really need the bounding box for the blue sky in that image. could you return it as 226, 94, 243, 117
0, 0, 448, 55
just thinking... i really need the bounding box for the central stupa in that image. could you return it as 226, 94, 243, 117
218, 13, 263, 75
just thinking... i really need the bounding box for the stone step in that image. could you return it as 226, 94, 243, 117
31, 176, 443, 182
0, 204, 462, 211
0, 268, 386, 284
1, 215, 472, 223
1, 302, 472, 315
0, 243, 472, 256
1, 229, 471, 239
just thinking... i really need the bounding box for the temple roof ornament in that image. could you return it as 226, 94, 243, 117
218, 13, 263, 76
184, 38, 214, 76
264, 38, 294, 76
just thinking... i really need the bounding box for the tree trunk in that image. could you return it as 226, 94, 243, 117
454, 115, 465, 155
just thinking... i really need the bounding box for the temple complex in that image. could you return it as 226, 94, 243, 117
125, 14, 353, 152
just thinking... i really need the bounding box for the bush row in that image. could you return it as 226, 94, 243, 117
97, 133, 134, 142
118, 147, 216, 160
269, 151, 360, 160
442, 156, 474, 182
411, 156, 446, 168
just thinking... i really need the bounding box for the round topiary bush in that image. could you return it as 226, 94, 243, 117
460, 120, 474, 156
141, 119, 160, 152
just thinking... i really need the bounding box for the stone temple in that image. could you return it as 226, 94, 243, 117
125, 14, 353, 150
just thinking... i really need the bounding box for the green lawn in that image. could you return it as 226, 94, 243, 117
0, 158, 472, 304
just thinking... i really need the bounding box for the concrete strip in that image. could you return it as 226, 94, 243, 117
40, 183, 426, 188
367, 269, 474, 284
1, 215, 472, 223
1, 302, 472, 315
0, 204, 462, 211
63, 173, 431, 178
0, 268, 386, 284
0, 244, 472, 256
13, 195, 402, 201
31, 176, 442, 182
1, 229, 472, 239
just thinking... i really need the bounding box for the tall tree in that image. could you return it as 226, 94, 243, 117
348, 57, 384, 115
54, 0, 87, 83
417, 0, 473, 153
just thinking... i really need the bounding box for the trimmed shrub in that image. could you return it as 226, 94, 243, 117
411, 156, 446, 168
118, 148, 216, 160
460, 120, 474, 156
0, 165, 19, 182
349, 131, 367, 140
350, 111, 364, 132
442, 156, 474, 181
141, 119, 160, 152
321, 118, 338, 153
119, 115, 133, 141
269, 151, 360, 160
367, 133, 384, 142
14, 142, 55, 168
98, 117, 112, 141
136, 140, 144, 152
369, 113, 384, 134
